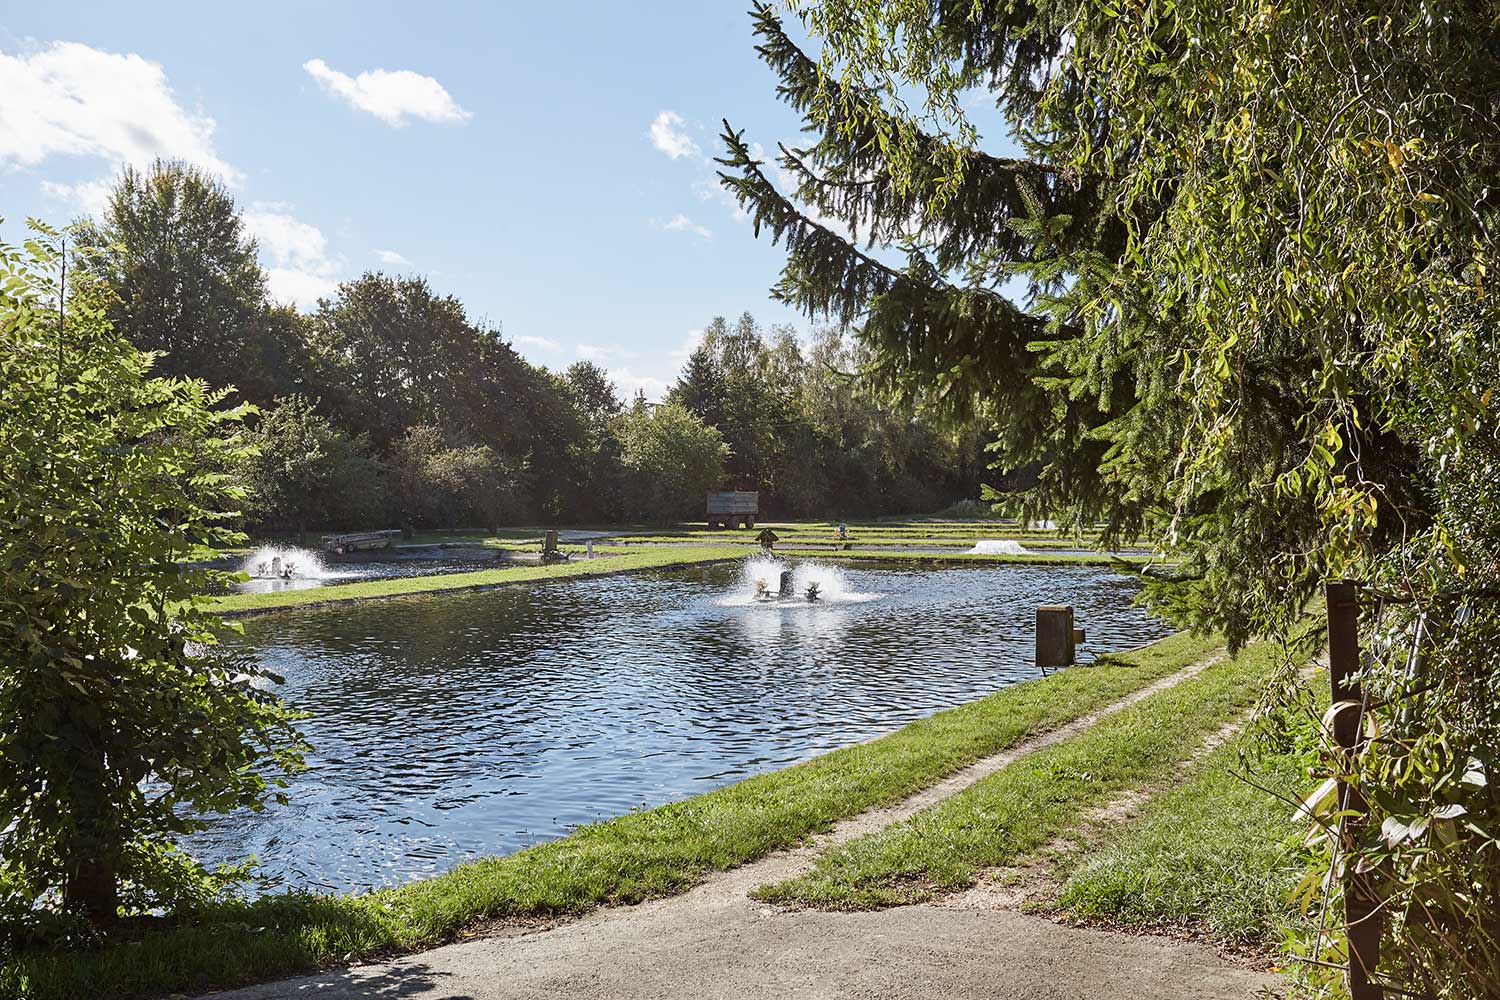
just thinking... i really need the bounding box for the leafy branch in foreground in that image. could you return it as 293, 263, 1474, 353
0, 223, 306, 941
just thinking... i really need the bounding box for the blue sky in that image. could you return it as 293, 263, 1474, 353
1, 3, 1026, 398
0, 1, 849, 398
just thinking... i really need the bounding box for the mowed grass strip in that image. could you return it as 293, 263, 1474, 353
608, 536, 1115, 551
610, 528, 1111, 544
4, 632, 1217, 1000
752, 639, 1291, 910
207, 545, 747, 615
775, 549, 1145, 567
1053, 696, 1322, 944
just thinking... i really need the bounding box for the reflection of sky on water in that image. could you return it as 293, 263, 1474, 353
187, 559, 1169, 895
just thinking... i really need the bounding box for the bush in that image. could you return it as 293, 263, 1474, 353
934, 499, 997, 519
0, 226, 305, 932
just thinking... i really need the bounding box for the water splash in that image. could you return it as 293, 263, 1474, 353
968, 539, 1031, 555
242, 545, 344, 581
722, 555, 880, 606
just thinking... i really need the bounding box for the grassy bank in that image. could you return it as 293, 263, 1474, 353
752, 639, 1294, 909
4, 632, 1219, 1000
1053, 698, 1321, 943
208, 545, 745, 616
608, 536, 1111, 550
610, 524, 1117, 546
776, 548, 1148, 567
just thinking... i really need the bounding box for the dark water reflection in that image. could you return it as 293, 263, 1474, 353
190, 559, 1169, 894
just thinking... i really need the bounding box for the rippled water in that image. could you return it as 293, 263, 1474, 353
190, 559, 1169, 894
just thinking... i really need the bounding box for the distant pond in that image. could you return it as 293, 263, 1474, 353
189, 558, 1170, 894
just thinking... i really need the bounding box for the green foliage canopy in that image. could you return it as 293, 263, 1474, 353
613, 401, 730, 523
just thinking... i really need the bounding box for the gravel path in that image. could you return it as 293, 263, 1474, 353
206, 652, 1277, 1000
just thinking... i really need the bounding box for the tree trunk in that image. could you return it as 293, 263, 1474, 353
64, 854, 118, 929
297, 517, 307, 548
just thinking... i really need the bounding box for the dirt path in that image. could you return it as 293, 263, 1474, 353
207, 653, 1278, 1000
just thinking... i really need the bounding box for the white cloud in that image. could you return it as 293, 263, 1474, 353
242, 204, 341, 308
0, 41, 237, 180
373, 248, 411, 266
655, 213, 712, 239
576, 343, 632, 362
601, 330, 702, 403
670, 328, 704, 364
512, 334, 560, 352
608, 368, 672, 402
40, 177, 113, 217
304, 58, 471, 127
648, 110, 699, 160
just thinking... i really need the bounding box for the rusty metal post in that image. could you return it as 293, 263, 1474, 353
1326, 581, 1382, 1000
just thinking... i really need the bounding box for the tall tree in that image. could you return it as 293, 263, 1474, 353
613, 401, 730, 524
671, 345, 728, 429
303, 273, 493, 450
79, 159, 286, 400
564, 360, 623, 433
564, 361, 627, 522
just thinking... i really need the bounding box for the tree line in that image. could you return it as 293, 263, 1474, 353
73, 160, 982, 536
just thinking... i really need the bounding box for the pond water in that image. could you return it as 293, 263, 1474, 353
191, 558, 1170, 894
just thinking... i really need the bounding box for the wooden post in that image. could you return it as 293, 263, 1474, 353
1037, 605, 1076, 669
1326, 581, 1383, 1000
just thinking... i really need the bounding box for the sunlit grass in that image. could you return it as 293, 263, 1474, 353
752, 639, 1295, 909
1053, 697, 1321, 943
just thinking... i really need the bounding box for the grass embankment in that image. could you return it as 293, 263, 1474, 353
753, 638, 1297, 909
5, 632, 1219, 1000
1054, 697, 1321, 944
208, 545, 744, 616
612, 535, 1116, 551
776, 548, 1147, 567
611, 521, 1118, 545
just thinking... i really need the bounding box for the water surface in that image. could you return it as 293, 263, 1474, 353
192, 559, 1169, 893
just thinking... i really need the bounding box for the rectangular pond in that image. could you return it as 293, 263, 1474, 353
191, 557, 1171, 894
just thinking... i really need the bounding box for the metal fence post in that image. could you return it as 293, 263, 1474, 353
1326, 580, 1383, 1000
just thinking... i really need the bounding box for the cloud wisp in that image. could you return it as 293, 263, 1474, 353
304, 58, 471, 127
243, 204, 342, 308
374, 248, 412, 266
648, 110, 699, 160
511, 334, 561, 352
654, 213, 712, 239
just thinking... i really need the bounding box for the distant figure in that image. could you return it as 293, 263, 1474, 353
756, 527, 779, 551
835, 523, 848, 541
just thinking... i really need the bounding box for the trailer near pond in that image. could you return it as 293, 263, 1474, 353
706, 490, 758, 529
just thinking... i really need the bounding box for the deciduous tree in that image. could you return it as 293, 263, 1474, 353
0, 228, 304, 931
